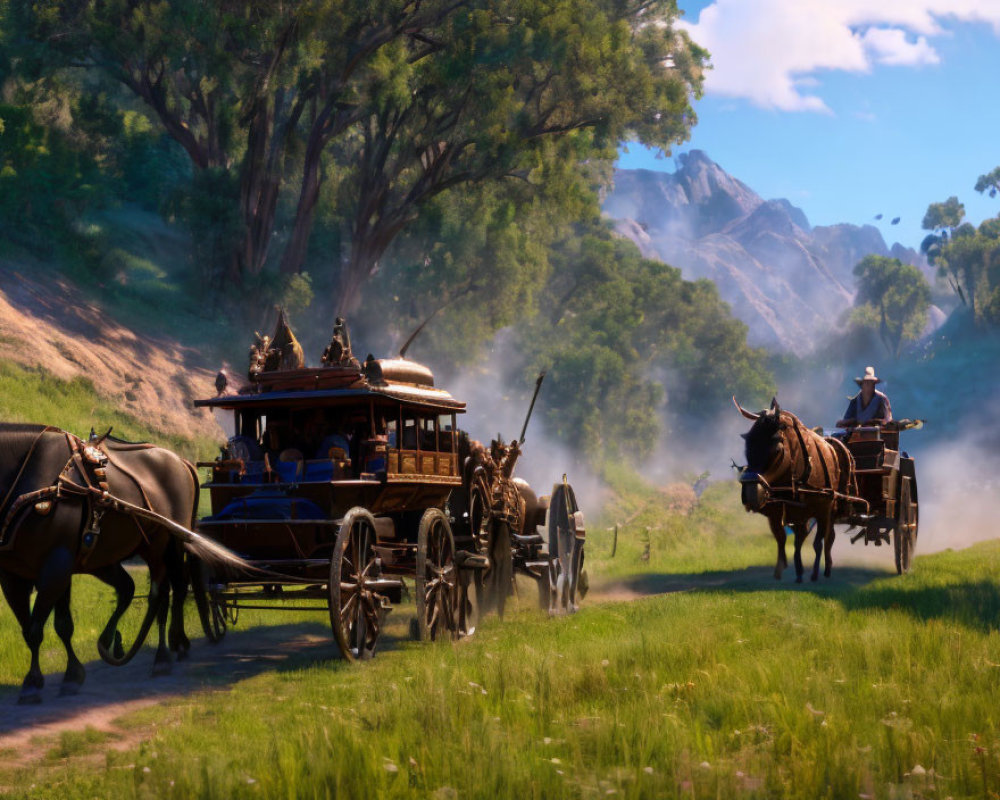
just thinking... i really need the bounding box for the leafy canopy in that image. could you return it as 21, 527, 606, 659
851, 254, 931, 358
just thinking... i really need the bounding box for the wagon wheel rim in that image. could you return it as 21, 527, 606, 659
330, 510, 383, 660
416, 509, 465, 641
209, 593, 227, 640
469, 481, 492, 555
546, 483, 582, 614
480, 519, 513, 619
896, 478, 917, 575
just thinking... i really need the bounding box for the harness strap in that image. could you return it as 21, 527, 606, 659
0, 426, 62, 523
789, 416, 813, 486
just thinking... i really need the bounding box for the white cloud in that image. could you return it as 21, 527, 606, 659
679, 1, 1000, 111
861, 28, 939, 67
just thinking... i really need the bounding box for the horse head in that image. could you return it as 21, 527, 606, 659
736, 398, 789, 511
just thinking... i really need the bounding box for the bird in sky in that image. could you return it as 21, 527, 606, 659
891, 217, 900, 225
874, 214, 883, 220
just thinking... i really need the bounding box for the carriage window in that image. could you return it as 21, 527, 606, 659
385, 418, 398, 448
420, 417, 437, 451
401, 416, 418, 450
438, 415, 455, 453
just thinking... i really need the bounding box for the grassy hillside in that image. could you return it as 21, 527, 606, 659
0, 360, 216, 463
2, 481, 998, 799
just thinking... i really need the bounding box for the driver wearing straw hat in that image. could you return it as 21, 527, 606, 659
836, 366, 893, 428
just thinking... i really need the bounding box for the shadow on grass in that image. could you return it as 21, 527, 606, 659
602, 565, 1000, 633
0, 617, 411, 736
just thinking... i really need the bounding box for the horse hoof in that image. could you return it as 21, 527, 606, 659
795, 576, 803, 584
59, 683, 82, 697
176, 649, 189, 662
810, 574, 818, 582
17, 690, 42, 706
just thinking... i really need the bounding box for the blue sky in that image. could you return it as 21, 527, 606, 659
617, 1, 1000, 251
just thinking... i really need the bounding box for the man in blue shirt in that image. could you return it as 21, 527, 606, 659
836, 366, 893, 427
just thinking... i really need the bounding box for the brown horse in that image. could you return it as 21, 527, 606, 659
0, 424, 239, 704
735, 399, 854, 582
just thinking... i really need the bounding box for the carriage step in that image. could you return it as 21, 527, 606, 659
455, 550, 490, 570
512, 533, 544, 546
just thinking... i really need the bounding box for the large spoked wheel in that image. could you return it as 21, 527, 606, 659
894, 477, 918, 575
545, 482, 587, 614
416, 508, 471, 640
329, 508, 386, 661
478, 519, 513, 619
467, 479, 513, 620
189, 556, 226, 644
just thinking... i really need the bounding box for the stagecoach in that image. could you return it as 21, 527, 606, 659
193, 316, 585, 660
834, 419, 921, 575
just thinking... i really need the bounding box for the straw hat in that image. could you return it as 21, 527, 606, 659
854, 366, 882, 385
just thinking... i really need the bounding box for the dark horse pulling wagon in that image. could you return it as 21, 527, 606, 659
193, 314, 586, 660
736, 399, 922, 579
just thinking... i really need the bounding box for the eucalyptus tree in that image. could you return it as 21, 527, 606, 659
851, 255, 931, 358
9, 0, 705, 305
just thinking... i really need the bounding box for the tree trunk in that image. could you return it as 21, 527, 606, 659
278, 128, 326, 276
232, 100, 283, 282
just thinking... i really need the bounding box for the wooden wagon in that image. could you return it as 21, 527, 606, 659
193, 318, 585, 660
836, 420, 921, 574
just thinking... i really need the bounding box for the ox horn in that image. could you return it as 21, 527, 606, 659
733, 396, 759, 421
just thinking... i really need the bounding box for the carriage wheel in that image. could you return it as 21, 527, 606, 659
416, 509, 471, 640
894, 478, 918, 575
207, 591, 228, 642
545, 482, 585, 614
468, 480, 491, 554
476, 519, 513, 619
329, 508, 385, 661
189, 557, 226, 643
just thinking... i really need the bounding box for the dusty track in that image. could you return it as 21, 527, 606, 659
0, 623, 338, 770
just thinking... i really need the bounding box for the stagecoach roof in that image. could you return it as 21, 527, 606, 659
194, 375, 466, 413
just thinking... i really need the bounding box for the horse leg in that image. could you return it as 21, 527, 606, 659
769, 517, 787, 580
53, 585, 86, 696
166, 543, 190, 661
791, 522, 807, 583
823, 515, 836, 578
811, 519, 824, 582
91, 563, 135, 662
150, 576, 172, 676
0, 572, 35, 701
19, 547, 73, 704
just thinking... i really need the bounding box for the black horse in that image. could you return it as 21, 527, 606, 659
0, 424, 240, 703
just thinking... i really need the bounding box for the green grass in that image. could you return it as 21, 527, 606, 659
3, 480, 1000, 798
0, 360, 216, 463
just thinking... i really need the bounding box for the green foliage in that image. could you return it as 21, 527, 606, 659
0, 102, 107, 253
520, 227, 773, 458
921, 195, 965, 231
851, 254, 931, 358
975, 165, 1000, 198
7, 0, 705, 308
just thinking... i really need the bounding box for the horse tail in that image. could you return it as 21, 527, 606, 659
177, 458, 223, 643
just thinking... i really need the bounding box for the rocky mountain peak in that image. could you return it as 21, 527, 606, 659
605, 152, 927, 354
